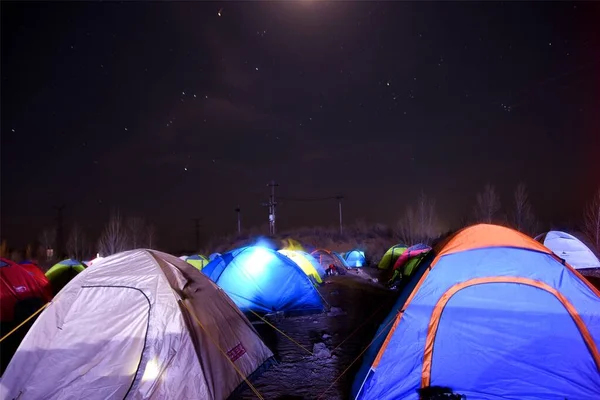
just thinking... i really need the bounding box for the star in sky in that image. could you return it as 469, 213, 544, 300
1, 1, 598, 250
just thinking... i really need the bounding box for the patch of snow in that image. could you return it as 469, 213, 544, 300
312, 342, 331, 359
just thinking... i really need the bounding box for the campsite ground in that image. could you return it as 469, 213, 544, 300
239, 267, 397, 400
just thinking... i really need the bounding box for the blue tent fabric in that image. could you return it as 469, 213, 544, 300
202, 246, 324, 314
59, 259, 82, 266
354, 246, 600, 400
352, 251, 435, 398
406, 243, 430, 252
202, 249, 241, 280
344, 250, 366, 267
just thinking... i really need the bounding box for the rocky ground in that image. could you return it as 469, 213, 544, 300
238, 267, 397, 400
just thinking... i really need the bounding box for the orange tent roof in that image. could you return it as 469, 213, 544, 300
436, 224, 552, 258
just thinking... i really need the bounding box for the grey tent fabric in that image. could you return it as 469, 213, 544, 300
0, 249, 273, 400
536, 231, 600, 270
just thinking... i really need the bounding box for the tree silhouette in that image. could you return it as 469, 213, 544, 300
97, 211, 129, 256
474, 184, 501, 224
584, 187, 600, 252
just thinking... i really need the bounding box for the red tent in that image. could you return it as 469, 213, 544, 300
391, 244, 432, 272
19, 261, 53, 301
0, 258, 52, 323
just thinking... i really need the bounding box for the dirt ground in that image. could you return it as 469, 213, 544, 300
237, 267, 397, 400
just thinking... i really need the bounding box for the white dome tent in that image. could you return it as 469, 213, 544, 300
0, 249, 274, 400
535, 230, 600, 270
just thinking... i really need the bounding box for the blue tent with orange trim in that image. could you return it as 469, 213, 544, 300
202, 246, 324, 315
353, 224, 600, 400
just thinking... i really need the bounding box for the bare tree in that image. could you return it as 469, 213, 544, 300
98, 211, 129, 256
127, 217, 146, 249
145, 224, 157, 249
474, 184, 501, 224
397, 192, 439, 245
38, 228, 57, 260
397, 206, 417, 245
584, 187, 600, 252
512, 183, 537, 234
67, 223, 88, 260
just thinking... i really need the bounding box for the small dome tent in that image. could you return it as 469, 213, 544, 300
203, 246, 324, 315
344, 249, 366, 267
353, 224, 600, 400
278, 249, 326, 284
1, 250, 274, 400
18, 260, 53, 301
535, 230, 600, 270
45, 259, 86, 295
1, 258, 53, 374
181, 254, 210, 270
377, 244, 407, 269
1, 258, 52, 324
392, 244, 431, 275
311, 249, 348, 270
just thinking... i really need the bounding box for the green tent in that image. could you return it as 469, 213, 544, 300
388, 249, 432, 287
377, 244, 407, 269
403, 252, 428, 277
45, 259, 87, 294
182, 254, 209, 271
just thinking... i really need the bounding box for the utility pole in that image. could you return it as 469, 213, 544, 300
54, 205, 65, 259
192, 218, 201, 251
336, 195, 344, 235
267, 180, 279, 235
235, 206, 241, 234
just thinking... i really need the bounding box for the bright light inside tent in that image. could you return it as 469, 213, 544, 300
244, 247, 270, 277
142, 357, 160, 382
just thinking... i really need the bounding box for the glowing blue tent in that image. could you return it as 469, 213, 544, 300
353, 224, 600, 400
344, 249, 366, 267
202, 246, 324, 315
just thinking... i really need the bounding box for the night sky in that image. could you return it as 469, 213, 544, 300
2, 2, 599, 251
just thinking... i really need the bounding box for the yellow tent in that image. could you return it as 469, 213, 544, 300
278, 249, 323, 284
280, 238, 305, 251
